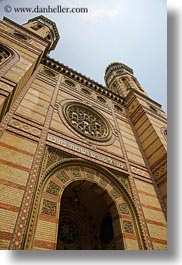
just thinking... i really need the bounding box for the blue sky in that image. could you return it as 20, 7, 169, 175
0, 0, 167, 111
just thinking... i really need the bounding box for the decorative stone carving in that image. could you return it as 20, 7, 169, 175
118, 203, 130, 214
130, 166, 150, 178
41, 199, 57, 216
47, 148, 71, 168
85, 168, 95, 180
56, 170, 70, 184
99, 174, 109, 187
72, 167, 81, 178
123, 220, 134, 234
63, 103, 111, 141
153, 163, 167, 179
46, 181, 61, 196
110, 187, 121, 199
9, 119, 41, 136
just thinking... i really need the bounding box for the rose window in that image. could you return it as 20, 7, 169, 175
64, 103, 110, 141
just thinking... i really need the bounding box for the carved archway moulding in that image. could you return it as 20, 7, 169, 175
25, 157, 146, 250
0, 42, 20, 77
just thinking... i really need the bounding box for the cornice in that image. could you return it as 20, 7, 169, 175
42, 56, 125, 104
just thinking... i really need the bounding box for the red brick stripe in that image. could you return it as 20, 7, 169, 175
0, 159, 30, 172
39, 214, 58, 224
27, 92, 50, 104
0, 179, 25, 191
119, 214, 132, 220
0, 201, 19, 212
23, 98, 45, 108
0, 231, 12, 240
34, 239, 56, 249
146, 219, 167, 227
141, 203, 163, 212
0, 142, 34, 157
151, 237, 167, 245
20, 105, 46, 117
123, 233, 137, 240
138, 189, 157, 198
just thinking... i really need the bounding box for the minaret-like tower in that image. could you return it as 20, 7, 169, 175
23, 16, 60, 51
105, 62, 167, 207
105, 62, 147, 97
0, 16, 60, 120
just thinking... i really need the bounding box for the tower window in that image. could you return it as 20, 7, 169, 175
116, 70, 124, 75
0, 46, 11, 66
31, 23, 43, 31
121, 77, 131, 90
112, 83, 118, 94
149, 105, 158, 113
46, 34, 51, 41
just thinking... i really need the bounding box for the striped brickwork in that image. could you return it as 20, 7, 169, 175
0, 131, 37, 249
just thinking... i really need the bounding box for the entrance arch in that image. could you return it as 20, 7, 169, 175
57, 180, 122, 250
29, 160, 144, 250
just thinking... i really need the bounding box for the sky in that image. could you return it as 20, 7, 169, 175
0, 0, 167, 111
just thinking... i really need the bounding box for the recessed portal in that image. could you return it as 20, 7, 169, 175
56, 180, 123, 250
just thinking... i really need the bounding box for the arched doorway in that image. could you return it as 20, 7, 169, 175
56, 180, 122, 250
29, 161, 144, 250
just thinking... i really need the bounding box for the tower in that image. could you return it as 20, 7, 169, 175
0, 15, 59, 120
105, 62, 167, 207
0, 17, 167, 250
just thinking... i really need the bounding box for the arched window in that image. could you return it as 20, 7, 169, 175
114, 104, 123, 113
121, 77, 131, 90
161, 127, 167, 140
112, 83, 118, 94
0, 45, 11, 66
42, 68, 57, 78
81, 88, 91, 95
65, 79, 76, 87
13, 32, 28, 41
97, 96, 106, 103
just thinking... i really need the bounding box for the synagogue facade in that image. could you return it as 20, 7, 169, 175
0, 16, 167, 250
